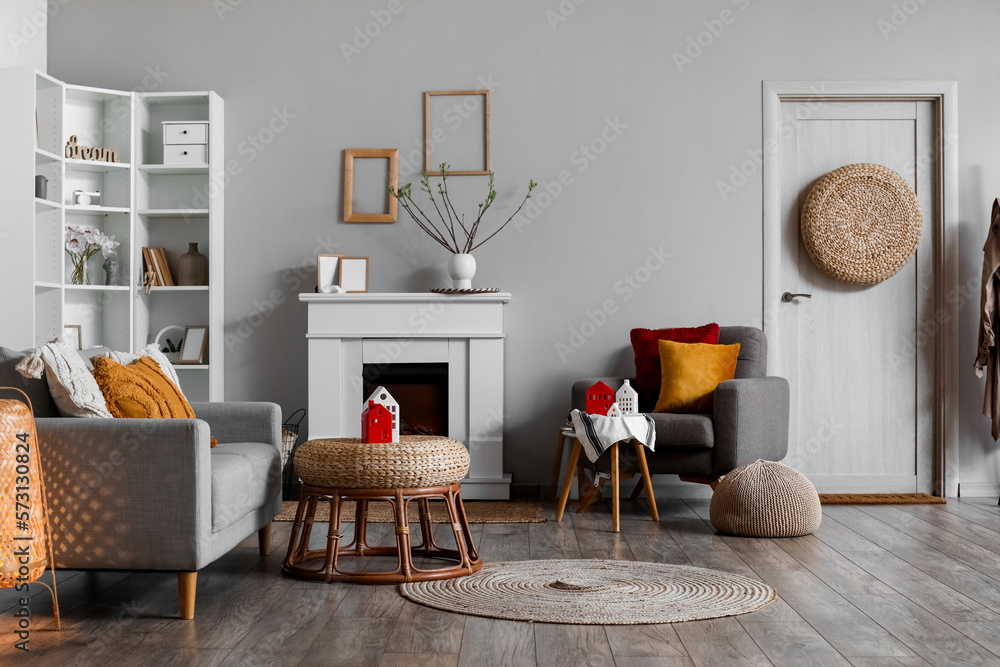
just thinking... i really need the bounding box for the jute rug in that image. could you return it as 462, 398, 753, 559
275, 500, 546, 523
819, 493, 946, 505
399, 559, 776, 624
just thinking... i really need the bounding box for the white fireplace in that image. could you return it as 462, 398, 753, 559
299, 292, 511, 499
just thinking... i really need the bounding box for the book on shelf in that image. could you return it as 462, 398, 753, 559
154, 248, 174, 286
142, 247, 161, 286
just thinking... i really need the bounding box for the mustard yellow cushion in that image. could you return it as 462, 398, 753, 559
652, 340, 741, 414
93, 356, 216, 446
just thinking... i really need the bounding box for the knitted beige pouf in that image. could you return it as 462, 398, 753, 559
710, 459, 822, 538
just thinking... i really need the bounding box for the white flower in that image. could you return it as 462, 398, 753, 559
100, 236, 119, 258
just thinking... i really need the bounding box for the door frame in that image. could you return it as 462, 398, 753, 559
762, 80, 959, 496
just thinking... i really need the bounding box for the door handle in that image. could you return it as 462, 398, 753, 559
781, 292, 812, 303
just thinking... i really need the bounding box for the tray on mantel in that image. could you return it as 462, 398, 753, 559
429, 287, 501, 294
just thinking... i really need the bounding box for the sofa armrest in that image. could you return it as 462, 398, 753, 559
570, 377, 634, 412
190, 402, 281, 449
712, 377, 790, 475
34, 417, 212, 571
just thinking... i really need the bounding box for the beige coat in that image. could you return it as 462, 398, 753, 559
976, 199, 1000, 439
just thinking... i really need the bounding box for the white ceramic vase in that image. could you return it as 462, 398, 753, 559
447, 253, 477, 289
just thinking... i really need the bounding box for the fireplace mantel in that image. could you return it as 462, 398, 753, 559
300, 292, 512, 499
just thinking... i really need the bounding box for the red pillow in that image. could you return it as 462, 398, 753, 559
630, 323, 720, 394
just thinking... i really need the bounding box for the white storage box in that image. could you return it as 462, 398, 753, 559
164, 144, 208, 164
162, 121, 208, 144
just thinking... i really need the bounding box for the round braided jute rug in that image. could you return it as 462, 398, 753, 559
399, 559, 776, 624
801, 163, 922, 285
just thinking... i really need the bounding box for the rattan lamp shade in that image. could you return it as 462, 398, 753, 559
801, 163, 922, 285
0, 389, 60, 628
710, 459, 821, 538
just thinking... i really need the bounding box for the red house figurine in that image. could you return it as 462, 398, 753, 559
362, 400, 393, 443
585, 381, 616, 416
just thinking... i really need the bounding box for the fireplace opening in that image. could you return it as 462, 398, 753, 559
363, 362, 448, 436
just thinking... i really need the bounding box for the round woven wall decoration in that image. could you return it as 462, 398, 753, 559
800, 163, 921, 285
400, 559, 776, 624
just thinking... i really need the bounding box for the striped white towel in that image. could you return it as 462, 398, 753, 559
569, 409, 656, 463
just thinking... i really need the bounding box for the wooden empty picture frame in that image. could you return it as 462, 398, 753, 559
424, 90, 491, 176
339, 257, 369, 293
178, 326, 208, 364
63, 324, 81, 350
344, 149, 398, 223
317, 254, 342, 293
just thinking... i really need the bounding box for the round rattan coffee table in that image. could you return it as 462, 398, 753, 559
282, 435, 482, 584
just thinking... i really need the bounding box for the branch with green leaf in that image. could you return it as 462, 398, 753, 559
387, 163, 537, 254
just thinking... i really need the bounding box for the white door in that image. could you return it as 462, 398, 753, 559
768, 97, 938, 493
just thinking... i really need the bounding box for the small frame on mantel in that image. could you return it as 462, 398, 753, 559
424, 90, 491, 176
339, 257, 369, 293
317, 254, 342, 293
63, 324, 81, 350
343, 149, 398, 223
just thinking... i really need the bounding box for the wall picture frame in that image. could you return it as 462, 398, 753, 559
339, 257, 369, 293
424, 90, 491, 176
178, 326, 208, 364
317, 254, 342, 293
63, 324, 81, 350
343, 148, 398, 223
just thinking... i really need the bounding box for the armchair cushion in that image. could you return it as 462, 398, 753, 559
652, 340, 740, 414
630, 323, 719, 394
648, 413, 714, 449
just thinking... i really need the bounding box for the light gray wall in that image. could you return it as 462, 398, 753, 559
1, 0, 47, 70
49, 0, 1000, 493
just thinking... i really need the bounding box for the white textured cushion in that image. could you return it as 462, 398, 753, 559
18, 338, 112, 418
106, 344, 186, 400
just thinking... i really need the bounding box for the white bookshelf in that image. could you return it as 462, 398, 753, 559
133, 91, 224, 401
0, 67, 224, 402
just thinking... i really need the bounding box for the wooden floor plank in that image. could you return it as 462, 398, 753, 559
385, 600, 466, 655
476, 522, 530, 562
569, 509, 635, 560
604, 623, 691, 659
301, 617, 398, 667
740, 620, 852, 666
533, 623, 615, 667
672, 617, 771, 666
378, 652, 458, 667
457, 616, 535, 667
845, 594, 1000, 666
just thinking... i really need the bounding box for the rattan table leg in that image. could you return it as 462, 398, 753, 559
355, 498, 369, 556
285, 492, 310, 564
454, 491, 479, 563
417, 498, 434, 554
297, 493, 319, 560
394, 490, 412, 581
322, 495, 341, 581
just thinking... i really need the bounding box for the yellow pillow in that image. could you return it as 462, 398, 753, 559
652, 340, 741, 414
93, 356, 216, 446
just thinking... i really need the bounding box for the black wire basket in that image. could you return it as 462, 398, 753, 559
281, 408, 306, 500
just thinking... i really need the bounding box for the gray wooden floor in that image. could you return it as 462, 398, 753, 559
5, 496, 1000, 666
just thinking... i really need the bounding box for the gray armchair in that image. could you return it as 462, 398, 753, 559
570, 326, 789, 484
0, 346, 282, 619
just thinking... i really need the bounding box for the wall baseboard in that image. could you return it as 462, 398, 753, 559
959, 482, 1000, 497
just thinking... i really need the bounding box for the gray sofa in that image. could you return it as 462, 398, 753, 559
0, 346, 282, 619
571, 326, 789, 483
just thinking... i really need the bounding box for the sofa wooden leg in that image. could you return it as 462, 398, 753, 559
178, 572, 197, 620
258, 521, 272, 556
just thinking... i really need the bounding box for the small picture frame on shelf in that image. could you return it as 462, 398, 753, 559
343, 149, 398, 223
178, 326, 208, 365
317, 254, 342, 293
340, 257, 369, 293
63, 324, 81, 350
